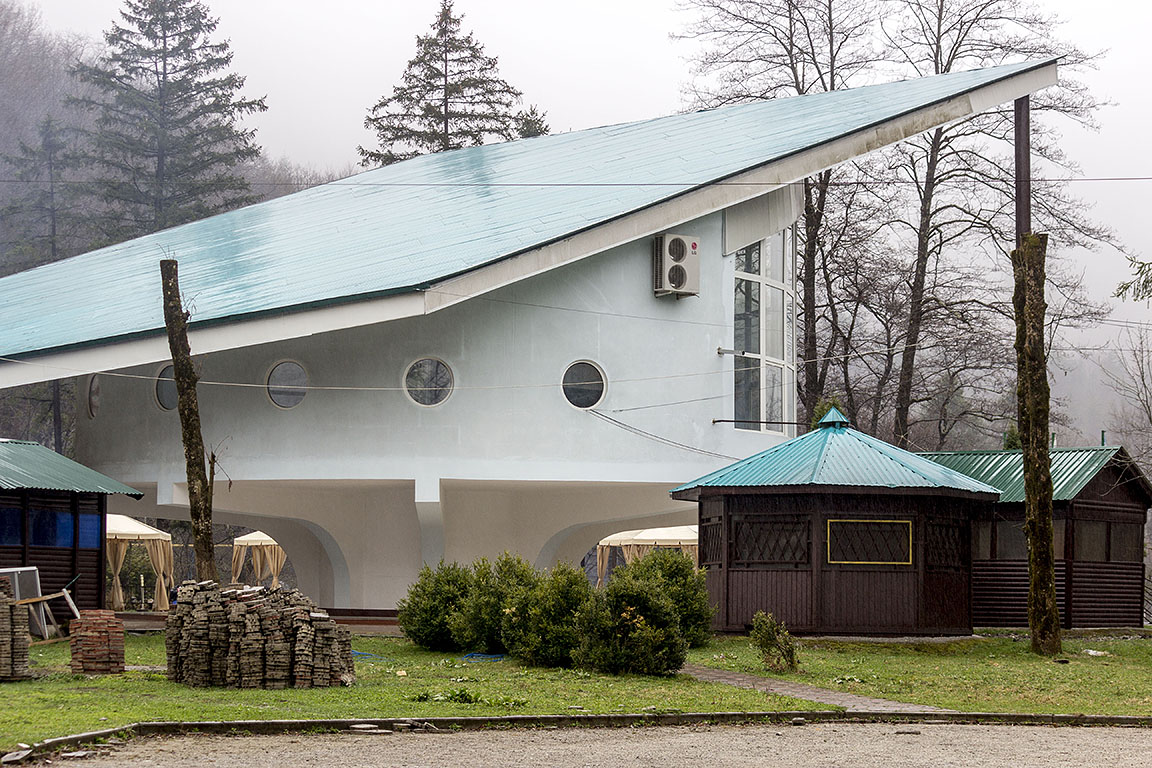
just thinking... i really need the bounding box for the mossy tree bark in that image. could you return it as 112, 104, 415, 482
160, 259, 218, 582
1010, 232, 1061, 656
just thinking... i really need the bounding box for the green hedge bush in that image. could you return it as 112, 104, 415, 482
573, 569, 687, 675
502, 561, 592, 667
396, 560, 472, 651
750, 610, 799, 672
448, 552, 539, 653
625, 549, 713, 647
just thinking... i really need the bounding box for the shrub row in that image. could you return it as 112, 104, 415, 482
396, 549, 714, 675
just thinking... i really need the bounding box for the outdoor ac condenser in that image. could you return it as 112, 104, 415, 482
652, 233, 701, 297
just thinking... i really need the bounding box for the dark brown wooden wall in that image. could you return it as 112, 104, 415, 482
0, 489, 106, 611
705, 492, 981, 635
972, 560, 1067, 627
970, 465, 1148, 629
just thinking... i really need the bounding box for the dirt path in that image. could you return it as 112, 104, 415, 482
70, 723, 1152, 767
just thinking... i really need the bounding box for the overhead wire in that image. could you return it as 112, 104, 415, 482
0, 176, 1151, 189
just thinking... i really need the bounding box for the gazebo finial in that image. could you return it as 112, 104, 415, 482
817, 406, 851, 428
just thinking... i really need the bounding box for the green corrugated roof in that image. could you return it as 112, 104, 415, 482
919, 446, 1151, 503
0, 59, 1054, 360
672, 408, 1000, 498
0, 439, 142, 498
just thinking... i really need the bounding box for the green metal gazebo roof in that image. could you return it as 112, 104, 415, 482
0, 59, 1054, 361
671, 408, 1001, 500
0, 439, 142, 498
919, 446, 1152, 503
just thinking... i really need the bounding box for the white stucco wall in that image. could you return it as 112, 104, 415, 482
78, 207, 796, 607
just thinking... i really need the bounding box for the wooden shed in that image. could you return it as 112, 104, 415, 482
0, 438, 142, 610
922, 447, 1150, 628
671, 409, 1000, 635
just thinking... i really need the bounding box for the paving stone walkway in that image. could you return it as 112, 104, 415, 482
681, 663, 956, 713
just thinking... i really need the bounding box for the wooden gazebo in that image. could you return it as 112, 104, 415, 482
923, 446, 1150, 628
671, 409, 1000, 635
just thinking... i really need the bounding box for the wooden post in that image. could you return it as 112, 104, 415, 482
1011, 233, 1061, 656
1014, 96, 1031, 247
160, 260, 218, 582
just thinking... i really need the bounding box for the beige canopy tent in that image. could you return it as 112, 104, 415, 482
231, 530, 287, 588
105, 514, 174, 611
596, 525, 698, 587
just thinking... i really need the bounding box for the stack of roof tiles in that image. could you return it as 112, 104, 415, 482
165, 581, 354, 689
0, 576, 30, 681
69, 610, 126, 674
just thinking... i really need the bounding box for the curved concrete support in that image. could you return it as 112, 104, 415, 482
534, 508, 697, 570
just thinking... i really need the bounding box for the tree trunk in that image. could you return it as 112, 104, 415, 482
893, 128, 943, 449
160, 259, 217, 582
1011, 232, 1061, 656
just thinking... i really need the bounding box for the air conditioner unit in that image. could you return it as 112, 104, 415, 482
652, 233, 700, 297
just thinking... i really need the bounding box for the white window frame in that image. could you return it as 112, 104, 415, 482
731, 226, 796, 435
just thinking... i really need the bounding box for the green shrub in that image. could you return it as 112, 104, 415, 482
626, 549, 713, 647
502, 561, 592, 667
448, 552, 539, 653
396, 560, 472, 651
749, 610, 799, 672
573, 569, 687, 675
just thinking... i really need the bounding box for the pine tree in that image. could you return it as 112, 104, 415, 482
2, 116, 84, 274
70, 0, 266, 240
358, 0, 538, 167
515, 105, 550, 139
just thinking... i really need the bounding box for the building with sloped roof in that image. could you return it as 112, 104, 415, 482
673, 409, 1001, 635
0, 60, 1057, 610
922, 447, 1150, 628
0, 439, 142, 611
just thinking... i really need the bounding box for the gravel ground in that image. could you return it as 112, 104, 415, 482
65, 723, 1152, 767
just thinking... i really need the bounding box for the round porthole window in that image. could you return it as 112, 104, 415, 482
405, 358, 453, 406
87, 375, 101, 419
267, 361, 307, 409
156, 365, 178, 411
562, 361, 605, 409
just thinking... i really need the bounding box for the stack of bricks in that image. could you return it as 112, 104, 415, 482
165, 580, 354, 689
0, 576, 31, 681
69, 610, 126, 675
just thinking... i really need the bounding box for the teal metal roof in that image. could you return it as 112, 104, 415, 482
919, 446, 1152, 503
672, 408, 1000, 498
0, 59, 1054, 360
0, 439, 142, 497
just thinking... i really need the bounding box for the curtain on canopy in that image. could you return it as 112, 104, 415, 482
595, 525, 698, 587
105, 514, 174, 610
231, 531, 287, 587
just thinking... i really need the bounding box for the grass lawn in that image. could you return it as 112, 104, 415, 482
688, 633, 1152, 715
1, 634, 822, 751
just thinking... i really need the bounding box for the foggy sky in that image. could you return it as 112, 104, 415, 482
28, 0, 1152, 443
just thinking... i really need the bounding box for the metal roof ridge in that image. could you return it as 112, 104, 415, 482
850, 429, 997, 491
920, 446, 1119, 456
843, 429, 944, 485
808, 426, 839, 484
712, 429, 825, 484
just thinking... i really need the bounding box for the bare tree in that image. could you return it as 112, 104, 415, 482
877, 0, 1112, 448
239, 154, 352, 203
1103, 330, 1152, 465
679, 0, 880, 424
680, 0, 1113, 448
